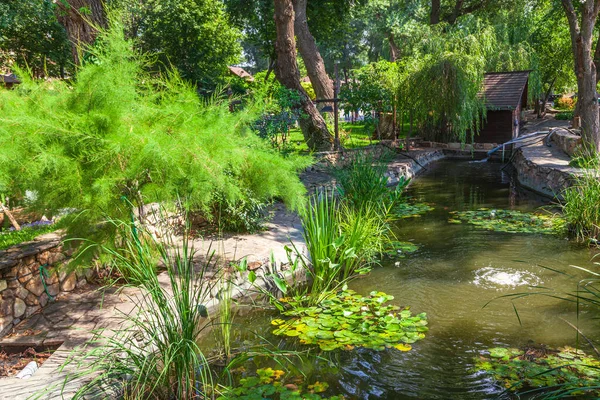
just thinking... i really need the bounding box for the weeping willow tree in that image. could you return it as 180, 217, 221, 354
399, 23, 487, 143
0, 18, 309, 242
397, 18, 542, 143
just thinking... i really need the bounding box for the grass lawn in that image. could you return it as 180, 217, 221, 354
286, 121, 411, 153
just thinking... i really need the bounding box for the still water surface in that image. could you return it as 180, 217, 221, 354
233, 160, 599, 399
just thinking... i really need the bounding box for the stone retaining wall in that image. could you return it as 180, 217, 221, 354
0, 232, 89, 337
511, 140, 579, 200
550, 131, 582, 157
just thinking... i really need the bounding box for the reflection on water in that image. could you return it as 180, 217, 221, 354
219, 161, 598, 399
472, 266, 542, 290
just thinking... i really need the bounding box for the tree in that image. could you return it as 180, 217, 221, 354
273, 0, 333, 151
0, 0, 71, 77
562, 0, 600, 154
55, 0, 107, 64
134, 0, 242, 90
293, 0, 333, 103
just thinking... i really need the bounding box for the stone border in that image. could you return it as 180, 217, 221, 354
0, 232, 92, 337
551, 130, 582, 158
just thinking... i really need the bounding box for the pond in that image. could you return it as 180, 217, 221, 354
225, 160, 599, 399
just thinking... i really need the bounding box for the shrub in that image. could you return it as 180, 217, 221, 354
0, 19, 309, 241
333, 152, 408, 216
0, 220, 60, 250
562, 173, 600, 242
555, 95, 576, 110
555, 111, 573, 120
250, 77, 303, 151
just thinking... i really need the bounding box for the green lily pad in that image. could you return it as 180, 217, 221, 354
449, 209, 566, 235
271, 289, 427, 352
474, 345, 600, 395
395, 202, 434, 219
217, 368, 343, 399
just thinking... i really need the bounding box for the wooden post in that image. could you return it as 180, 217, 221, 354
334, 63, 340, 150
1, 203, 20, 230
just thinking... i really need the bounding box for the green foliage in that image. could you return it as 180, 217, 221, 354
125, 0, 242, 90
218, 367, 343, 400
250, 74, 303, 151
0, 20, 309, 241
299, 155, 411, 299
0, 221, 61, 250
212, 190, 270, 233
448, 209, 566, 235
555, 111, 574, 120
333, 153, 408, 215
339, 61, 400, 130
404, 29, 487, 143
271, 290, 427, 352
475, 346, 600, 397
300, 81, 316, 101
394, 202, 434, 219
0, 0, 71, 77
562, 167, 600, 241
300, 189, 396, 300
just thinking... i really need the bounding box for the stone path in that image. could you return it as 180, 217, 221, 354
0, 147, 443, 399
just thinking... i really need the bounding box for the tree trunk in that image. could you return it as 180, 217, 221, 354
55, 0, 106, 65
274, 0, 333, 151
430, 0, 441, 25
388, 33, 401, 61
539, 77, 556, 118
293, 0, 333, 105
562, 0, 600, 154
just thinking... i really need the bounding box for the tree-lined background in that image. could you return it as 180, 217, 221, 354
1, 0, 599, 152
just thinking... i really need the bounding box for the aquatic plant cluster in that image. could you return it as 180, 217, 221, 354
271, 290, 428, 352
475, 346, 600, 396
218, 368, 344, 400
448, 209, 566, 235
394, 202, 434, 219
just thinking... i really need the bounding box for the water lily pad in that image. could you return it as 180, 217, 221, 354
474, 346, 600, 395
271, 290, 427, 352
395, 202, 434, 218
449, 209, 566, 235
218, 368, 343, 399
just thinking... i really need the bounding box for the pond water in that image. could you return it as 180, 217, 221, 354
225, 160, 600, 399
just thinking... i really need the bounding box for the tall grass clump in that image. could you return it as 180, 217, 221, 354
562, 155, 600, 242
295, 153, 410, 298
333, 152, 408, 216
0, 17, 309, 243
66, 221, 218, 399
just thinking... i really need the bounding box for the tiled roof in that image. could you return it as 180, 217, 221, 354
228, 66, 254, 81
482, 71, 530, 110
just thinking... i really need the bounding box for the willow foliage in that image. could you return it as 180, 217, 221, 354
402, 23, 487, 143
0, 20, 309, 237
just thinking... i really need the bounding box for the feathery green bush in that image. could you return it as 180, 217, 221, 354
0, 19, 309, 241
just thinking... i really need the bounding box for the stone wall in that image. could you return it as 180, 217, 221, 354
550, 131, 582, 157
0, 232, 88, 337
511, 143, 578, 200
